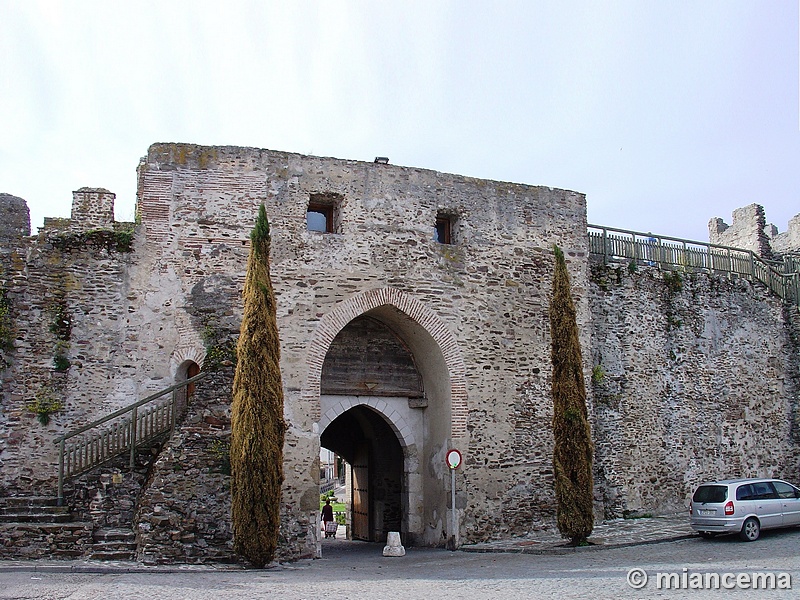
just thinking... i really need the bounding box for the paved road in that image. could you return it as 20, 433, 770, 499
2, 528, 799, 599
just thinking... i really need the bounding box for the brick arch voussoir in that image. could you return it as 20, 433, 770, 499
303, 287, 467, 437
170, 345, 206, 379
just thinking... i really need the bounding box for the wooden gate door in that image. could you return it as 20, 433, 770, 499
351, 442, 370, 541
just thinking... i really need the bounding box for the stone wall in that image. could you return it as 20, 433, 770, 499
70, 188, 115, 230
589, 261, 800, 517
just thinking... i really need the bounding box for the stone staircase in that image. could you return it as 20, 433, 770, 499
0, 496, 93, 559
89, 527, 138, 561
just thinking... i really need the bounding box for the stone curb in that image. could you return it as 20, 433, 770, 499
460, 531, 696, 555
0, 562, 250, 574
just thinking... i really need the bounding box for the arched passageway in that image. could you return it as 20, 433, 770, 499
321, 405, 404, 541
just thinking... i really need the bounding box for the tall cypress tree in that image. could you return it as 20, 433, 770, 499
230, 204, 286, 567
550, 245, 594, 545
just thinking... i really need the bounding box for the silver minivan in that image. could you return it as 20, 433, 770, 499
690, 478, 800, 541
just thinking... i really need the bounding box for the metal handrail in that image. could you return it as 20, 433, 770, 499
53, 371, 208, 504
587, 224, 800, 307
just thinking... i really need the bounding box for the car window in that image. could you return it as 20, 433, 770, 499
693, 485, 727, 503
752, 482, 778, 500
736, 484, 754, 500
772, 481, 799, 499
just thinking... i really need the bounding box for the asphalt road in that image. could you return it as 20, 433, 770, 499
2, 528, 799, 599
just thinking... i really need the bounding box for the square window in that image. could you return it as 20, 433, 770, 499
307, 204, 333, 233
307, 193, 341, 233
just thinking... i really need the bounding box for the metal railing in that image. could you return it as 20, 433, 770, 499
53, 371, 208, 504
588, 225, 800, 307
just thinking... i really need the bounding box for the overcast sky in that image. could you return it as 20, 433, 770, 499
1, 0, 798, 242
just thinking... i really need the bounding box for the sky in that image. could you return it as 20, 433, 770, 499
1, 0, 798, 243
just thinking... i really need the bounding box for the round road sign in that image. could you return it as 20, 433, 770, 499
446, 448, 462, 469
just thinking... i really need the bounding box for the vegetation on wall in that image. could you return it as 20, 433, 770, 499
663, 271, 683, 295
590, 364, 605, 385
550, 245, 594, 546
26, 386, 63, 425
208, 438, 231, 476
230, 204, 286, 568
202, 321, 238, 371
50, 223, 135, 254
0, 287, 12, 365
48, 298, 72, 372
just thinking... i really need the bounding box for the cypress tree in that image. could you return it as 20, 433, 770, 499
230, 204, 286, 567
549, 245, 594, 545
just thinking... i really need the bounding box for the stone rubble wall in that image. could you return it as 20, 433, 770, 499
589, 261, 800, 517
70, 188, 115, 230
134, 370, 238, 565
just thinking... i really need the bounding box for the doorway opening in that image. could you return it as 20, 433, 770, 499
321, 405, 404, 542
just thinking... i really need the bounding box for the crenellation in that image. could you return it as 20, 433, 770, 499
70, 188, 115, 231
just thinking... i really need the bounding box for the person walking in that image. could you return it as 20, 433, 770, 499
321, 499, 336, 538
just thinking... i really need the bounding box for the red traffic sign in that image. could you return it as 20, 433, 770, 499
446, 449, 462, 469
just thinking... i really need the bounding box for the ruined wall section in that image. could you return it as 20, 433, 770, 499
590, 263, 800, 518
709, 203, 772, 258
0, 189, 139, 495
0, 193, 30, 370
710, 203, 800, 258
769, 213, 800, 256
134, 143, 589, 555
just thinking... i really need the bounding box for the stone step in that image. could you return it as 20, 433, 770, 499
93, 527, 136, 543
0, 511, 74, 524
0, 496, 62, 508
0, 505, 70, 516
0, 521, 93, 532
89, 549, 137, 561
51, 548, 86, 559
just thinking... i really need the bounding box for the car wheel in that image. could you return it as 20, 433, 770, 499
698, 531, 716, 539
739, 518, 760, 542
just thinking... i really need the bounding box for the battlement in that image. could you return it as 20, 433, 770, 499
709, 203, 799, 257
769, 213, 800, 255
70, 187, 115, 231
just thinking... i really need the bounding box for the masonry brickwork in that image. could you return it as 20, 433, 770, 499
0, 144, 798, 563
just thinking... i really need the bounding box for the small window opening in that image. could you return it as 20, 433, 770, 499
307, 193, 341, 233
435, 214, 453, 244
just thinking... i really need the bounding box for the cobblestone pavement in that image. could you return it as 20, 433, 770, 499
0, 524, 799, 600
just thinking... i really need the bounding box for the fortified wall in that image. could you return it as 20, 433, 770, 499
0, 144, 798, 563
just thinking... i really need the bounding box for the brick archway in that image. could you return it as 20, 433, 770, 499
303, 287, 467, 438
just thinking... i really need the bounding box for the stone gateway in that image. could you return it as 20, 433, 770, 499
0, 144, 797, 563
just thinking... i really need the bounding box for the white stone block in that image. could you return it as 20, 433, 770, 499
382, 531, 405, 557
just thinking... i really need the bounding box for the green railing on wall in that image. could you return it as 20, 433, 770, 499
588, 225, 800, 307
53, 371, 208, 505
